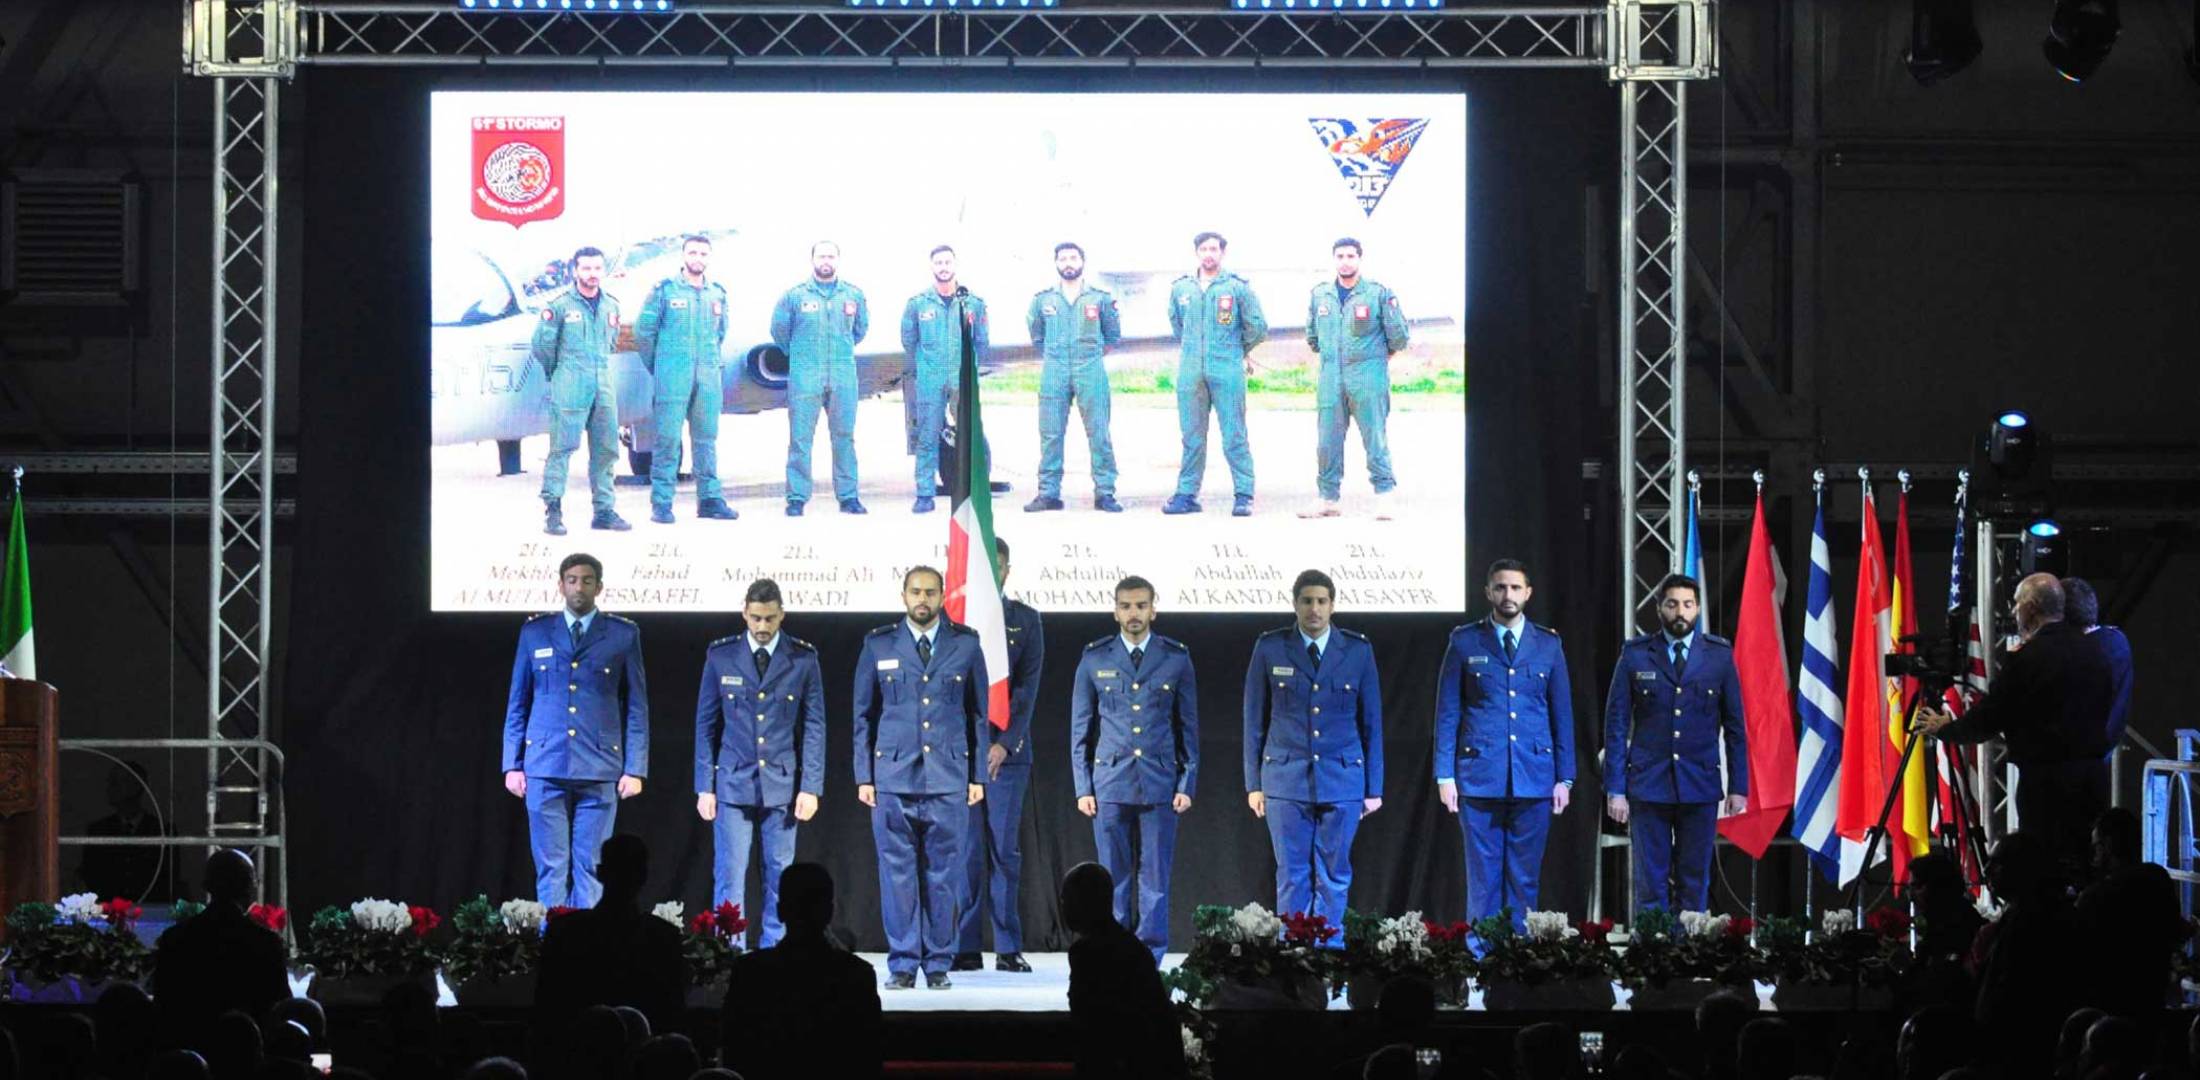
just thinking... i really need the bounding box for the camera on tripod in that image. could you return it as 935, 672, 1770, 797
1885, 630, 1967, 694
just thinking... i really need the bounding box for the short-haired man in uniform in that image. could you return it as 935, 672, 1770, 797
1071, 575, 1198, 964
1602, 574, 1748, 914
632, 234, 738, 525
530, 247, 631, 535
1243, 569, 1384, 932
1025, 241, 1124, 514
1298, 238, 1410, 520
1164, 231, 1267, 518
853, 566, 989, 989
900, 245, 989, 516
1435, 559, 1574, 932
770, 241, 870, 516
955, 537, 1046, 972
695, 578, 825, 947
502, 553, 649, 907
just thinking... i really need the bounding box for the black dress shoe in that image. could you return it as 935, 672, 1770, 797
995, 952, 1033, 973
885, 971, 917, 991
695, 499, 738, 520
1023, 496, 1063, 513
925, 971, 953, 990
950, 952, 984, 972
1093, 495, 1123, 513
839, 498, 868, 515
786, 501, 805, 518
650, 506, 675, 524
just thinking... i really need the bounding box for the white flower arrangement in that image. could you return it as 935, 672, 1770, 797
652, 901, 685, 928
1820, 909, 1857, 936
1524, 910, 1582, 943
1677, 910, 1732, 939
499, 899, 547, 934
1372, 912, 1434, 963
1224, 902, 1283, 943
1975, 891, 2004, 923
54, 893, 104, 924
1181, 1025, 1206, 1065
350, 898, 413, 934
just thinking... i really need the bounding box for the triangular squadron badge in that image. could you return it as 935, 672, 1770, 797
1308, 117, 1429, 218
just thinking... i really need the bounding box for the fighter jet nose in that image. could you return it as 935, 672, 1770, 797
745, 346, 790, 389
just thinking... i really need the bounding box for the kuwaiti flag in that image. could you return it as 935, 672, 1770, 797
1835, 482, 1895, 880
1793, 489, 1858, 884
1717, 488, 1797, 858
1, 479, 31, 680
943, 307, 1010, 731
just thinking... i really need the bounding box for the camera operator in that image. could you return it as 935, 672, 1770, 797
1915, 573, 2116, 889
2063, 577, 2134, 756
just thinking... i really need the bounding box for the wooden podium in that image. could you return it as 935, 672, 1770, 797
0, 678, 59, 940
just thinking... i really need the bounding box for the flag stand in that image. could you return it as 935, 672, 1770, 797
1852, 689, 1939, 917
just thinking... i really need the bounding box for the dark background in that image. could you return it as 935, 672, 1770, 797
4, 1, 2196, 948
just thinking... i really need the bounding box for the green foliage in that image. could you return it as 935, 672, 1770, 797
442, 896, 542, 986
1614, 913, 1764, 989
1470, 909, 1621, 987
1758, 916, 1913, 989
298, 905, 441, 979
1, 904, 152, 984
1173, 903, 1338, 1006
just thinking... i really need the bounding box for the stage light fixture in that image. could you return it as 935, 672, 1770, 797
2019, 519, 2069, 576
1971, 409, 2054, 523
1905, 0, 1982, 85
2044, 0, 2120, 82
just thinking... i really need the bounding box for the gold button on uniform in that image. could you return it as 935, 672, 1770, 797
567, 728, 576, 736
1132, 726, 1143, 734
1134, 749, 1144, 757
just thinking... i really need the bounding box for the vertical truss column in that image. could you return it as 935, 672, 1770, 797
190, 0, 297, 904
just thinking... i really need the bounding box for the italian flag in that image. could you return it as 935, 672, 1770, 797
1, 479, 31, 680
943, 313, 1009, 730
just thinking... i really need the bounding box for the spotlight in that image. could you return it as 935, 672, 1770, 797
2019, 520, 2068, 576
1905, 0, 1982, 85
2044, 0, 2120, 83
1971, 409, 2054, 522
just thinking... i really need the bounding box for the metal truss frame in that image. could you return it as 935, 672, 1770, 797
183, 0, 1713, 916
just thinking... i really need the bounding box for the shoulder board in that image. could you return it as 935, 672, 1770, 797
1625, 632, 1658, 647
1005, 597, 1036, 616
866, 624, 900, 638
1257, 625, 1294, 640
784, 636, 816, 652
1448, 623, 1478, 638
1701, 633, 1732, 648
654, 277, 676, 292
1088, 285, 1113, 298
943, 621, 976, 636
709, 281, 727, 295
1085, 636, 1115, 652
1535, 622, 1560, 637
527, 611, 558, 623
1335, 627, 1369, 643
1162, 636, 1189, 652
1173, 274, 1196, 284
844, 284, 865, 298
604, 613, 637, 626
709, 634, 743, 649
1033, 287, 1056, 297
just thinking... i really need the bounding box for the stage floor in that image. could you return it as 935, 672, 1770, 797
853, 953, 1783, 1013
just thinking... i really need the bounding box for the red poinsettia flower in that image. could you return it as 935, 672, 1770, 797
102, 898, 145, 927
1280, 911, 1337, 947
407, 905, 442, 939
711, 902, 747, 940
687, 911, 718, 937
547, 905, 580, 921
1725, 917, 1756, 940
1864, 907, 1911, 939
1576, 918, 1615, 944
247, 904, 288, 933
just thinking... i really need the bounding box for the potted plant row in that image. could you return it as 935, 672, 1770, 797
1, 895, 153, 1003
1471, 910, 1621, 1011
1167, 903, 1337, 1010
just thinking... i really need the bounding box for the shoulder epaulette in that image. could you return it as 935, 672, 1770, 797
1625, 632, 1658, 647
605, 613, 637, 627
527, 611, 558, 623
1257, 625, 1294, 640
866, 624, 899, 638
1085, 636, 1115, 653
1701, 632, 1732, 648
943, 621, 977, 636
1335, 626, 1369, 643
784, 636, 816, 652
1536, 622, 1560, 637
709, 634, 743, 649
1162, 635, 1189, 652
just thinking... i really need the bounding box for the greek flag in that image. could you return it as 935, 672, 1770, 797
1791, 492, 1852, 884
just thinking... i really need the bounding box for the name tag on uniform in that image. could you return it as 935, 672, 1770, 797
1096, 670, 1119, 679
1467, 655, 1489, 665
1272, 665, 1296, 677
669, 298, 690, 309
1084, 304, 1100, 320
919, 309, 936, 321
800, 300, 821, 313
1355, 304, 1371, 319
1042, 304, 1058, 316
843, 301, 859, 317
730, 676, 745, 686
563, 312, 582, 323
534, 647, 555, 658
1318, 304, 1332, 316
1635, 671, 1660, 681
607, 311, 619, 328
720, 675, 739, 685
877, 658, 901, 671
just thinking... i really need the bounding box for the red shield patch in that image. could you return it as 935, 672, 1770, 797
843, 301, 858, 318
470, 116, 565, 227
1354, 305, 1371, 319
1084, 304, 1100, 320
1218, 295, 1234, 311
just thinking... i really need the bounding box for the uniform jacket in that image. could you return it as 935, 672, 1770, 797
1027, 285, 1122, 365
852, 620, 991, 796
900, 288, 990, 382
1070, 634, 1199, 804
1304, 278, 1409, 363
1167, 271, 1268, 364
769, 279, 869, 375
996, 599, 1046, 767
1601, 632, 1748, 803
1242, 626, 1385, 803
694, 633, 827, 807
1434, 619, 1576, 798
632, 275, 728, 374
530, 290, 623, 408
504, 611, 649, 782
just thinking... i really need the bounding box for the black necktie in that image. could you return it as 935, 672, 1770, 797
1307, 641, 1321, 670
754, 647, 770, 679
917, 635, 933, 669
570, 619, 584, 653
1130, 646, 1145, 672
1673, 641, 1689, 676
1501, 628, 1518, 665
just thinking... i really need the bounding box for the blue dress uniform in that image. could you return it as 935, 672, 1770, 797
530, 291, 624, 517
1602, 630, 1748, 914
502, 609, 649, 908
1166, 273, 1268, 504
959, 598, 1044, 957
1071, 633, 1199, 960
899, 288, 989, 503
853, 620, 990, 978
769, 280, 869, 508
632, 275, 729, 515
1304, 280, 1409, 502
694, 631, 826, 947
1433, 619, 1575, 930
1026, 285, 1123, 503
1242, 626, 1383, 931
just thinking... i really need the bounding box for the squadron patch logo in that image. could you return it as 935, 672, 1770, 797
471, 116, 566, 227
1308, 117, 1429, 218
